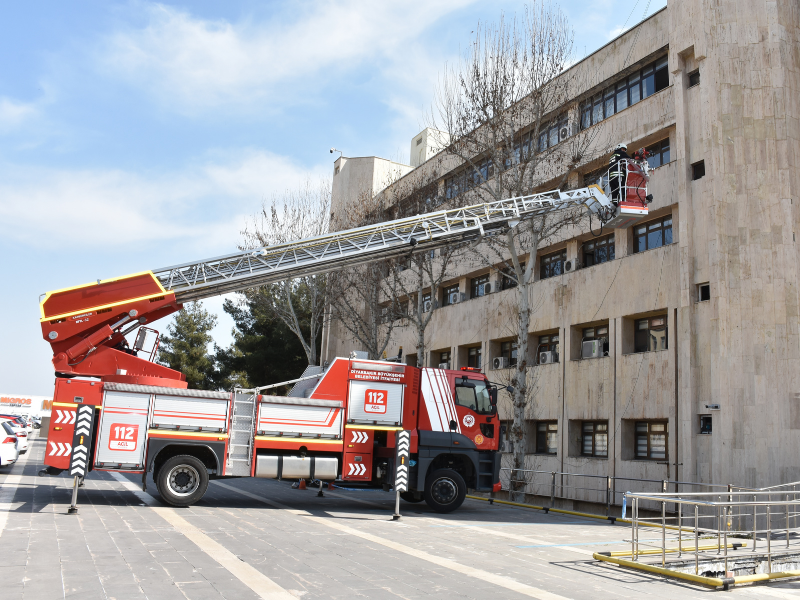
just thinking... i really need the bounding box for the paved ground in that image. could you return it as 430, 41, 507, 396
2, 433, 800, 599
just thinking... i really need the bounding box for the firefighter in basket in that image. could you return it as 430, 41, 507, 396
608, 143, 631, 204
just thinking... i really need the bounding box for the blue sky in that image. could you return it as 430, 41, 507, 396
0, 0, 666, 395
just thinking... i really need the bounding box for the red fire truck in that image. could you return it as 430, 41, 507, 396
38, 170, 649, 512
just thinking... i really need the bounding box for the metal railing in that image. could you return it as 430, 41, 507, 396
499, 467, 741, 515
626, 490, 800, 576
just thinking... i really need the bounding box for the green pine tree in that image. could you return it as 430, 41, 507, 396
157, 301, 218, 390
212, 292, 312, 393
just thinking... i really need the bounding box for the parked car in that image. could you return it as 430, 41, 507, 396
0, 414, 31, 434
0, 422, 19, 466
32, 416, 42, 430
0, 418, 28, 454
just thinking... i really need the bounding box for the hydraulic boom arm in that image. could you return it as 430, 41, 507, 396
39, 179, 647, 385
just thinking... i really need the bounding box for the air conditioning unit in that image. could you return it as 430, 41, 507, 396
438, 362, 450, 369
582, 340, 604, 359
423, 300, 432, 312
448, 292, 463, 305
492, 357, 508, 370
539, 351, 554, 364
479, 283, 492, 295
559, 126, 570, 141
564, 260, 577, 273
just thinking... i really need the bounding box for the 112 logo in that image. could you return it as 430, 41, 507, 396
109, 423, 139, 451
364, 389, 387, 414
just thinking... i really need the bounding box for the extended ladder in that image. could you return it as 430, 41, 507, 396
152, 186, 619, 303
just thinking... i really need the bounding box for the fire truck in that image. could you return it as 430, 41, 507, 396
38, 161, 650, 512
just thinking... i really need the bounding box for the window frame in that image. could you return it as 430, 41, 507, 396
537, 334, 559, 364
582, 325, 610, 358
470, 274, 491, 298
697, 283, 710, 302
633, 216, 673, 253
540, 249, 567, 280
441, 283, 460, 307
582, 234, 615, 267
688, 70, 700, 87
581, 421, 609, 458
634, 421, 668, 460
579, 55, 669, 130
438, 350, 451, 366
633, 315, 669, 353
535, 421, 558, 455
499, 340, 518, 367
645, 138, 671, 169
467, 346, 482, 369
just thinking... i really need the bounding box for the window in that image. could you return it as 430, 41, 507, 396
692, 160, 705, 180
540, 249, 566, 280
467, 346, 482, 369
334, 166, 340, 175
688, 70, 700, 87
536, 422, 558, 454
635, 421, 668, 460
471, 274, 491, 298
445, 157, 494, 199
582, 325, 609, 358
634, 316, 668, 353
499, 341, 518, 367
421, 292, 432, 312
699, 415, 712, 434
583, 235, 615, 267
697, 283, 710, 302
646, 138, 671, 169
416, 137, 423, 146
537, 334, 559, 363
498, 263, 524, 290
580, 56, 669, 129
454, 378, 493, 414
582, 422, 608, 457
438, 351, 451, 367
538, 115, 569, 151
441, 284, 460, 307
583, 166, 609, 191
634, 216, 672, 253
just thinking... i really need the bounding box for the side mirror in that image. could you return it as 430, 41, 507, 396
449, 419, 458, 431
506, 385, 514, 395
489, 387, 498, 406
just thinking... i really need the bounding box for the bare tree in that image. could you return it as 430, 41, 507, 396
326, 187, 401, 361
381, 168, 462, 366
243, 177, 331, 367
429, 3, 601, 492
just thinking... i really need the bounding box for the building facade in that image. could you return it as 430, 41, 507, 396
322, 1, 800, 494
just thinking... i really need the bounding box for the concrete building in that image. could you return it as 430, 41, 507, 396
322, 1, 800, 497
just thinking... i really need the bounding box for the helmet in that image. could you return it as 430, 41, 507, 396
614, 143, 627, 151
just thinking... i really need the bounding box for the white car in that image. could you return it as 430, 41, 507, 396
1, 414, 31, 435
0, 422, 19, 466
0, 418, 28, 454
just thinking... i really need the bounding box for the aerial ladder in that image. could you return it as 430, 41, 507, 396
41, 165, 650, 385
38, 160, 650, 508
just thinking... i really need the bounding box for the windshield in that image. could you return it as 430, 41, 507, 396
454, 379, 493, 414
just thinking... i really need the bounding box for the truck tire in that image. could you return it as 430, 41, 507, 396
156, 455, 208, 507
424, 468, 466, 513
400, 492, 423, 503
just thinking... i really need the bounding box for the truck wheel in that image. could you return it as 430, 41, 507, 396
156, 455, 208, 507
400, 492, 423, 503
424, 469, 466, 513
